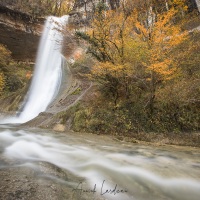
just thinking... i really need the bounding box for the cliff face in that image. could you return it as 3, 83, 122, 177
69, 0, 120, 27
0, 5, 44, 61
69, 0, 199, 27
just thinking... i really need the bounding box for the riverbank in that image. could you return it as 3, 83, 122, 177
113, 131, 200, 148
20, 120, 200, 149
66, 130, 200, 150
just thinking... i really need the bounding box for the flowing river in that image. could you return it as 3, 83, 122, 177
0, 125, 200, 200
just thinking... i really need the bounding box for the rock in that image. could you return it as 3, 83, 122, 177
68, 0, 122, 30
53, 124, 66, 132
0, 162, 104, 200
0, 5, 44, 61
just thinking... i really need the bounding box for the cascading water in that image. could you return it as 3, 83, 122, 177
1, 15, 68, 124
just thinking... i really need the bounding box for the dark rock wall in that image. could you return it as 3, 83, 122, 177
0, 5, 44, 61
68, 0, 123, 27
0, 23, 39, 61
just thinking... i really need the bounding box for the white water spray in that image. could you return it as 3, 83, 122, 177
1, 15, 68, 124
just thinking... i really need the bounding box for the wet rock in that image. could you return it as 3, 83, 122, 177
0, 162, 104, 200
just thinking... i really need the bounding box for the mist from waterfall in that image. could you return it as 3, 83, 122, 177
1, 15, 68, 124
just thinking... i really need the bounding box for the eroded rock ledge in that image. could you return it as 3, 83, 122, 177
0, 5, 44, 61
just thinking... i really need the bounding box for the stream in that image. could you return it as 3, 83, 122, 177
0, 125, 200, 200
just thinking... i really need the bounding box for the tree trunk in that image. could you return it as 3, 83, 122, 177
165, 0, 169, 11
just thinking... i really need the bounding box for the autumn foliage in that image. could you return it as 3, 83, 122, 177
77, 3, 188, 104
0, 0, 74, 17
0, 44, 32, 96
0, 44, 11, 94
74, 0, 199, 133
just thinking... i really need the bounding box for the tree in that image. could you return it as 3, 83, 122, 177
134, 8, 188, 113
0, 44, 11, 68
0, 72, 5, 95
0, 44, 11, 95
76, 2, 146, 105
76, 5, 187, 109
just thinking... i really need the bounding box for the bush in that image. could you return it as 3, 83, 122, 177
5, 74, 23, 92
0, 72, 5, 94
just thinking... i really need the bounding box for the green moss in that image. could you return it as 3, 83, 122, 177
70, 87, 81, 95
56, 103, 81, 125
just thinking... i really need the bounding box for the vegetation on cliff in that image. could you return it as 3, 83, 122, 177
70, 0, 200, 135
0, 0, 74, 17
0, 44, 32, 104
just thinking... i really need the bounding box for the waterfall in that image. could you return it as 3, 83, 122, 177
1, 15, 69, 124
195, 0, 200, 12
